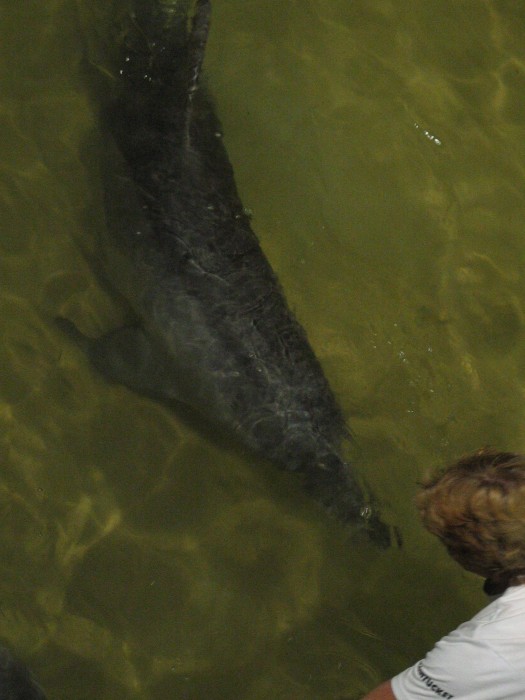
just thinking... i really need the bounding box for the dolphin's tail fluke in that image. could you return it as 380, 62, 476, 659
106, 0, 213, 186
184, 0, 212, 146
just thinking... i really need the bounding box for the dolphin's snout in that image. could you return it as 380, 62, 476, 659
362, 510, 402, 549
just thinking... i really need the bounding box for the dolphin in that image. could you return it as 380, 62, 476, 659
0, 646, 47, 700
61, 0, 391, 546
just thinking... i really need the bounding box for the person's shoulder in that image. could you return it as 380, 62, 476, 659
483, 587, 525, 678
450, 585, 525, 638
499, 584, 525, 605
476, 585, 525, 633
389, 590, 525, 700
431, 590, 525, 689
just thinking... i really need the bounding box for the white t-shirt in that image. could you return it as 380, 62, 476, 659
391, 584, 525, 699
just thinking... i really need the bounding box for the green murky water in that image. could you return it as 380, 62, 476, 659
1, 0, 525, 697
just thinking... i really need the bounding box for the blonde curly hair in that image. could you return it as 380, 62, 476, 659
416, 448, 525, 583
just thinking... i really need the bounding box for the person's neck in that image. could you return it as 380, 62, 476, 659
484, 573, 525, 596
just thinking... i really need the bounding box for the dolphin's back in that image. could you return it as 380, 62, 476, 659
66, 0, 390, 542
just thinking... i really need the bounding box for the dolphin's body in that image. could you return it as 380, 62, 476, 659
66, 0, 389, 544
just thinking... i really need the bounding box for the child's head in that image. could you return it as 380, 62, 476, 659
416, 448, 525, 583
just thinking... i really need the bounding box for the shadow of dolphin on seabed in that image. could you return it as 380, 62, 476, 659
58, 0, 395, 548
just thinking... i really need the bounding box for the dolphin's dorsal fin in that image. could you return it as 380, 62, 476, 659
184, 0, 211, 149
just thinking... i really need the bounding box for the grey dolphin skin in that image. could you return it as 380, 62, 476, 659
62, 0, 391, 546
0, 647, 47, 700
